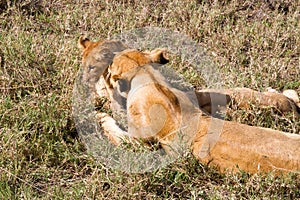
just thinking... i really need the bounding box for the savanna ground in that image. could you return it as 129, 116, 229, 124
0, 0, 300, 199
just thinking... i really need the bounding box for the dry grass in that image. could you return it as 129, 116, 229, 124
0, 0, 299, 199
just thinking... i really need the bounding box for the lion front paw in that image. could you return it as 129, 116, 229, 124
96, 112, 128, 145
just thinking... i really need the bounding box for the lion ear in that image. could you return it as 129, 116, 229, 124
149, 48, 169, 64
78, 36, 92, 51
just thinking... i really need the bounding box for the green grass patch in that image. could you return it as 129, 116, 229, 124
0, 0, 299, 199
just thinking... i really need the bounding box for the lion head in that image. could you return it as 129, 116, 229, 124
78, 36, 128, 87
108, 48, 169, 89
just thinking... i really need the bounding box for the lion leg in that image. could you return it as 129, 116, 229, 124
196, 88, 300, 117
96, 112, 129, 145
193, 116, 300, 174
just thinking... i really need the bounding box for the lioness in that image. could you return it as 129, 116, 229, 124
78, 37, 300, 174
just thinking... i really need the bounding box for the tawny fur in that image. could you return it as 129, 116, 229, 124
79, 38, 300, 174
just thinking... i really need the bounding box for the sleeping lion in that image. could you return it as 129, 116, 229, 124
78, 36, 300, 174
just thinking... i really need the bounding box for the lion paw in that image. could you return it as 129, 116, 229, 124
96, 112, 128, 145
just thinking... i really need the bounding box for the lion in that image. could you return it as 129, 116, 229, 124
78, 37, 300, 174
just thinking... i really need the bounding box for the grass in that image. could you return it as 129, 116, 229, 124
0, 0, 299, 199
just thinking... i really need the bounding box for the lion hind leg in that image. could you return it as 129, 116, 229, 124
196, 88, 300, 117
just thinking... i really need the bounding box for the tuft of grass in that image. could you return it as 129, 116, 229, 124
225, 104, 300, 134
0, 0, 299, 199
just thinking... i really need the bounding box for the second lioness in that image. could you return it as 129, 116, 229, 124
98, 48, 300, 174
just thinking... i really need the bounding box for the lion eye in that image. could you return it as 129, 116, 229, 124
88, 65, 95, 71
112, 75, 120, 82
